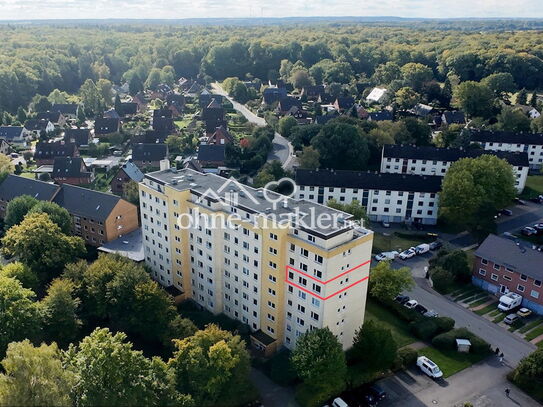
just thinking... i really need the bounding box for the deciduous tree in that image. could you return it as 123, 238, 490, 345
369, 261, 414, 300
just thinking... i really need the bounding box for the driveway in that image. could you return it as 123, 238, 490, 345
211, 82, 294, 170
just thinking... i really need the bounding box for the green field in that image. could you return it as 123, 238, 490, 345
418, 347, 487, 378
474, 302, 498, 315
372, 232, 433, 254
365, 300, 417, 347
521, 175, 543, 199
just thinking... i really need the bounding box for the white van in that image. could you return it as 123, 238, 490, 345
331, 397, 349, 407
415, 243, 430, 255
417, 356, 443, 379
498, 292, 523, 312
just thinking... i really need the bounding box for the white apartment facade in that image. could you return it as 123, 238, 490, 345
139, 168, 373, 354
470, 130, 543, 170
380, 145, 530, 192
295, 169, 442, 225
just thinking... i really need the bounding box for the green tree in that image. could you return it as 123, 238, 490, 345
395, 87, 421, 109
530, 91, 538, 107
401, 117, 432, 146
0, 262, 38, 291
290, 68, 314, 89
532, 114, 543, 133
28, 201, 72, 234
31, 95, 52, 113
291, 328, 346, 403
4, 195, 38, 231
123, 180, 140, 206
79, 79, 104, 116
517, 88, 528, 105
0, 276, 41, 357
169, 324, 251, 406
145, 68, 163, 90
372, 62, 401, 85
129, 73, 144, 95
298, 146, 320, 170
453, 81, 495, 118
481, 73, 516, 98
327, 199, 369, 225
0, 154, 14, 174
434, 124, 468, 148
496, 107, 531, 132
401, 63, 433, 92
40, 278, 81, 348
66, 328, 190, 407
16, 106, 27, 124
278, 115, 298, 138
350, 320, 397, 369
2, 213, 85, 278
440, 155, 516, 238
510, 348, 543, 401
430, 250, 471, 283
430, 266, 455, 293
0, 340, 75, 407
369, 261, 414, 300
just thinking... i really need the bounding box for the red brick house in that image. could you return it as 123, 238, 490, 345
110, 161, 144, 195
472, 234, 543, 314
207, 126, 234, 146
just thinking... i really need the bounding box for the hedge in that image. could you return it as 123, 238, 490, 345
432, 328, 491, 355
409, 316, 455, 341
394, 347, 418, 370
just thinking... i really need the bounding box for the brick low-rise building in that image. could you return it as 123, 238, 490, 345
110, 161, 144, 195
473, 234, 543, 314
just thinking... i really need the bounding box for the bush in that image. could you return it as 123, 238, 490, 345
410, 319, 440, 341
431, 266, 455, 293
435, 316, 455, 333
394, 347, 418, 370
432, 328, 491, 355
380, 298, 423, 323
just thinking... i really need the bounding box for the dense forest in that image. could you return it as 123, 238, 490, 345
1, 21, 543, 113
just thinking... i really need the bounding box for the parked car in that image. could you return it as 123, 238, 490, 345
517, 308, 532, 317
399, 247, 416, 260
381, 221, 390, 228
530, 197, 543, 204
414, 304, 428, 315
415, 243, 430, 255
417, 356, 443, 379
356, 384, 386, 405
395, 295, 410, 305
500, 209, 513, 216
522, 226, 537, 236
331, 397, 349, 407
533, 223, 543, 234
374, 251, 399, 262
504, 314, 520, 325
429, 241, 443, 251
404, 300, 418, 309
424, 310, 439, 318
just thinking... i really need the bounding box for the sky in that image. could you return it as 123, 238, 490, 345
0, 0, 541, 20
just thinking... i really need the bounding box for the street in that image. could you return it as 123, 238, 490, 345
211, 82, 295, 170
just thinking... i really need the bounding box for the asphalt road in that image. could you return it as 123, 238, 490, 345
211, 82, 294, 170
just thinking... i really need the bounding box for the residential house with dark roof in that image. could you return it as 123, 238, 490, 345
116, 102, 138, 117
470, 130, 543, 169
132, 129, 168, 144
473, 234, 543, 314
380, 144, 530, 192
53, 183, 139, 246
333, 96, 355, 112
64, 128, 91, 147
35, 141, 79, 166
295, 168, 441, 225
441, 111, 466, 126
368, 110, 394, 122
276, 97, 302, 116
287, 106, 312, 125
94, 118, 121, 136
24, 119, 55, 136
207, 126, 234, 146
412, 103, 435, 117
202, 99, 226, 134
110, 161, 145, 195
0, 126, 31, 145
52, 157, 93, 186
152, 114, 175, 136
153, 108, 173, 119
197, 145, 226, 170
51, 104, 79, 119
262, 86, 288, 105
0, 175, 139, 247
36, 111, 66, 126
301, 85, 325, 100
315, 111, 339, 125
0, 174, 60, 218
103, 109, 121, 120
132, 143, 168, 169
199, 90, 223, 107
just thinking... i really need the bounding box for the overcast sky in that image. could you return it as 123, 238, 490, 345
0, 0, 541, 20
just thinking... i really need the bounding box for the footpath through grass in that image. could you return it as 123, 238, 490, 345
418, 346, 487, 378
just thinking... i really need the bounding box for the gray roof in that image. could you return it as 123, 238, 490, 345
35, 142, 77, 160
0, 126, 24, 140
64, 128, 91, 146
475, 234, 543, 281
144, 168, 372, 238
471, 130, 543, 146
52, 183, 122, 221
0, 174, 59, 202
98, 228, 144, 262
296, 169, 442, 193
52, 157, 90, 179
52, 104, 78, 115
197, 144, 226, 162
132, 143, 168, 162
119, 161, 144, 182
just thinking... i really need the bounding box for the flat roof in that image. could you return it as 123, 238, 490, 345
98, 228, 144, 262
144, 168, 372, 238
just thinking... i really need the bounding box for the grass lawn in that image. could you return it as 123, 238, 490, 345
518, 318, 543, 334
468, 296, 490, 308
474, 302, 498, 315
520, 175, 543, 199
365, 299, 417, 347
493, 313, 507, 323
371, 232, 433, 254
488, 309, 502, 318
418, 347, 487, 378
525, 324, 543, 341
454, 288, 481, 302
19, 172, 36, 179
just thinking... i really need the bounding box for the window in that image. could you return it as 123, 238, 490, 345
520, 274, 528, 282
269, 233, 278, 240
481, 258, 488, 265
267, 301, 276, 309
479, 268, 486, 276
311, 311, 319, 321
531, 290, 540, 299
493, 263, 500, 270
517, 284, 525, 293
312, 297, 320, 307
491, 274, 498, 281
534, 280, 542, 287
503, 275, 511, 281
314, 254, 323, 264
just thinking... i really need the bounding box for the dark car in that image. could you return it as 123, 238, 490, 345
522, 226, 537, 236
355, 384, 387, 406
367, 385, 386, 402
414, 304, 428, 314
429, 241, 443, 251
500, 209, 513, 216
530, 197, 543, 204
395, 295, 410, 305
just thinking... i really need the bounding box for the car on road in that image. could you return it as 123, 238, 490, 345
404, 300, 418, 309
395, 295, 410, 305
417, 356, 443, 379
424, 310, 439, 318
374, 251, 399, 262
517, 308, 532, 317
398, 247, 416, 260
414, 304, 428, 315
504, 314, 520, 325
429, 241, 443, 251
521, 226, 538, 236
500, 209, 513, 216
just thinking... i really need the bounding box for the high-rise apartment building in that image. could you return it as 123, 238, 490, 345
139, 168, 373, 354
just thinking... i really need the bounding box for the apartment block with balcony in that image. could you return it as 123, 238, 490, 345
139, 168, 373, 354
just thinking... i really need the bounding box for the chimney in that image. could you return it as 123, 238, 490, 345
159, 159, 170, 171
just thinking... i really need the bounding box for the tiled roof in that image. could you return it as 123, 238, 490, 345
0, 174, 59, 202
470, 130, 543, 146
